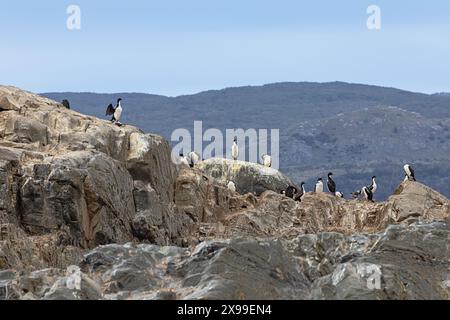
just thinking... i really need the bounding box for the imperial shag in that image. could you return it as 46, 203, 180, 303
106, 98, 123, 126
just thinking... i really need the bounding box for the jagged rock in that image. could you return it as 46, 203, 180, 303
0, 86, 180, 269
174, 168, 254, 224
196, 158, 295, 195
17, 151, 136, 248
308, 221, 450, 300
127, 133, 177, 204
382, 181, 450, 223
4, 220, 448, 300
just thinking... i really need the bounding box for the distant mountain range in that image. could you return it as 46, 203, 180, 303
42, 82, 450, 199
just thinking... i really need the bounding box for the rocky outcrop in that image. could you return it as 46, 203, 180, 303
196, 158, 295, 195
1, 85, 449, 300
0, 86, 184, 270
381, 181, 450, 223
2, 220, 448, 300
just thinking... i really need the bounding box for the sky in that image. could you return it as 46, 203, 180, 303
0, 0, 449, 96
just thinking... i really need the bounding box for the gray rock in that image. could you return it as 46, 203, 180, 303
196, 158, 295, 195
0, 86, 182, 270
382, 181, 450, 223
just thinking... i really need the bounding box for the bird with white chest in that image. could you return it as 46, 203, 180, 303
231, 137, 239, 161
188, 152, 201, 168
368, 176, 377, 194
105, 98, 124, 126
361, 186, 374, 202
227, 181, 236, 193
315, 178, 324, 193
179, 152, 190, 167
404, 164, 416, 181
261, 154, 272, 168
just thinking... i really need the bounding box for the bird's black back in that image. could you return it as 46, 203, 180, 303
106, 104, 115, 116
61, 99, 70, 109
327, 178, 336, 193
285, 186, 297, 198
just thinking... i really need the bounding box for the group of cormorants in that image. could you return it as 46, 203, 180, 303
89, 99, 418, 202
282, 164, 416, 203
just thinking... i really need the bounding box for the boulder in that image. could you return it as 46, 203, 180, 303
196, 158, 295, 195
381, 181, 450, 223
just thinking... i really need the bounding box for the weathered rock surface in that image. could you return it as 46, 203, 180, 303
196, 158, 295, 195
2, 220, 448, 300
203, 181, 447, 241
381, 181, 450, 223
0, 86, 183, 270
1, 86, 449, 300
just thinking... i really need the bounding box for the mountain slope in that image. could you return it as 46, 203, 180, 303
42, 82, 450, 199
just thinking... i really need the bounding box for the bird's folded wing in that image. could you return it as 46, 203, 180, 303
106, 104, 115, 116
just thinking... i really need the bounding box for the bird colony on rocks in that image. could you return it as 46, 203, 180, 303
0, 86, 448, 300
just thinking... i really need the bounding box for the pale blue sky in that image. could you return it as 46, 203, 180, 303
1, 0, 449, 96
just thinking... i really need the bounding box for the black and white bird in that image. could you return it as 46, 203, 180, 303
261, 154, 272, 167
188, 152, 201, 168
179, 152, 190, 167
368, 176, 377, 194
404, 164, 416, 181
351, 190, 362, 199
284, 186, 298, 199
315, 178, 324, 193
294, 182, 306, 202
335, 191, 344, 198
361, 186, 374, 202
231, 137, 239, 160
61, 99, 71, 109
327, 172, 336, 193
227, 181, 236, 193
106, 98, 123, 125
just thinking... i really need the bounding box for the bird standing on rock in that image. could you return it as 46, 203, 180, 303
227, 181, 236, 193
179, 152, 190, 167
404, 164, 416, 181
261, 154, 272, 167
315, 178, 324, 193
368, 176, 378, 194
294, 182, 306, 202
362, 186, 374, 202
327, 172, 336, 193
106, 98, 124, 126
351, 190, 361, 198
284, 186, 298, 199
188, 152, 201, 168
231, 137, 239, 161
335, 191, 344, 198
61, 99, 71, 109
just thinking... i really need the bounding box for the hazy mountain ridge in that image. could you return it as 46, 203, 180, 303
42, 82, 450, 199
